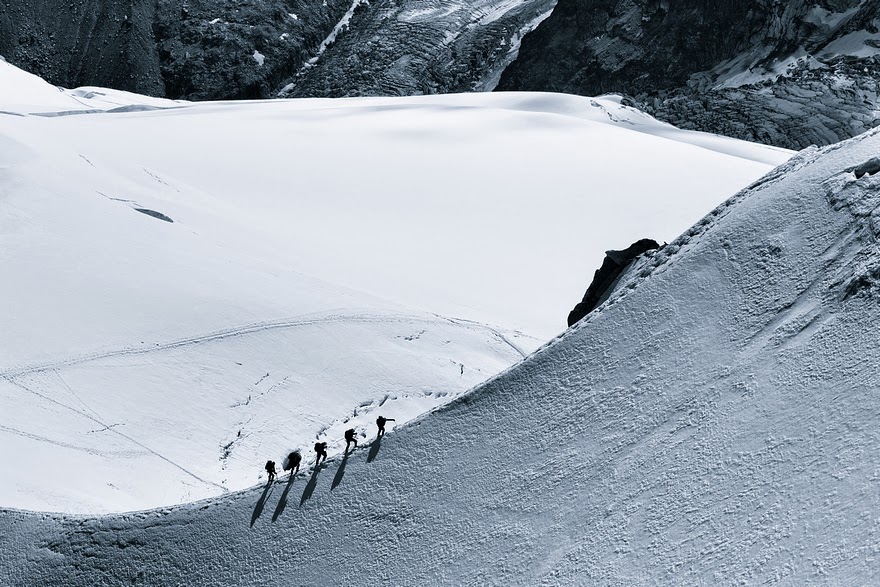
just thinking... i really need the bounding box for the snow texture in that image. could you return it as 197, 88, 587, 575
3, 114, 880, 586
0, 62, 789, 519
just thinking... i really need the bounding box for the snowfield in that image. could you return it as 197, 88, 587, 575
0, 60, 791, 515
4, 120, 880, 586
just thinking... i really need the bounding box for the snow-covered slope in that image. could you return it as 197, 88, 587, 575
3, 120, 879, 587
0, 62, 789, 514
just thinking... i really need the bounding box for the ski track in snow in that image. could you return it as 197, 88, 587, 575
0, 309, 512, 379
0, 306, 533, 513
3, 377, 226, 492
437, 314, 529, 358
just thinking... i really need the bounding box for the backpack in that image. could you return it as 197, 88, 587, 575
265, 460, 274, 472
314, 442, 324, 453
283, 453, 298, 471
376, 416, 386, 427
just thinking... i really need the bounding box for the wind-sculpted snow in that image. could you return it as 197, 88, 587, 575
3, 113, 880, 584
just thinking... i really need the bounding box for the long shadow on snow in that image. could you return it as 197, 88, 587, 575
271, 474, 297, 522
367, 438, 381, 463
331, 452, 349, 491
300, 466, 322, 506
250, 482, 274, 527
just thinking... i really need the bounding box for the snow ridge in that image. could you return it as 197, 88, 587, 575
4, 107, 880, 587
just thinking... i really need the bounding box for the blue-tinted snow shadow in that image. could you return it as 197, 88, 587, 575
331, 452, 349, 491
300, 466, 322, 506
367, 438, 382, 463
272, 474, 297, 522
250, 482, 274, 527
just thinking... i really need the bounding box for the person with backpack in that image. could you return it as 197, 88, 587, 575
265, 460, 278, 483
376, 416, 395, 437
314, 441, 328, 466
344, 428, 358, 452
284, 450, 302, 476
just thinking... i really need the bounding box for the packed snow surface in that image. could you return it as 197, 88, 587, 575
0, 61, 790, 514
5, 114, 880, 585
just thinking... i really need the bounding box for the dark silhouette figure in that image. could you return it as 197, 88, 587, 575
284, 451, 302, 476
344, 428, 358, 452
314, 441, 328, 466
265, 460, 277, 483
376, 416, 395, 437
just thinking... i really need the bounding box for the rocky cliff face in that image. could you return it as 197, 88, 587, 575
153, 0, 354, 100
0, 0, 554, 100
0, 0, 355, 100
278, 0, 556, 98
0, 0, 164, 96
498, 0, 880, 149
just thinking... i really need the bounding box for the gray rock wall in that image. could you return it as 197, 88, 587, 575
0, 0, 353, 100
279, 0, 556, 98
498, 0, 880, 149
0, 0, 164, 96
0, 0, 553, 101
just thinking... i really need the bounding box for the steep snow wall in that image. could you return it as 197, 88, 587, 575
3, 117, 880, 584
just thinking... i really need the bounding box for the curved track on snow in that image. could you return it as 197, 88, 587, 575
0, 310, 526, 379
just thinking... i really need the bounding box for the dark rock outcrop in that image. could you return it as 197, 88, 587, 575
498, 0, 880, 150
854, 157, 880, 179
567, 238, 659, 327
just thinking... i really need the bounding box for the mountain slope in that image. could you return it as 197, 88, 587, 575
3, 106, 880, 584
498, 0, 880, 150
278, 0, 556, 97
0, 0, 555, 100
0, 62, 789, 514
0, 0, 355, 99
0, 0, 165, 96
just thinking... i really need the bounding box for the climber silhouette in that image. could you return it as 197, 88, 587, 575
344, 428, 358, 452
284, 450, 302, 476
314, 441, 328, 466
376, 416, 395, 437
265, 460, 278, 483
